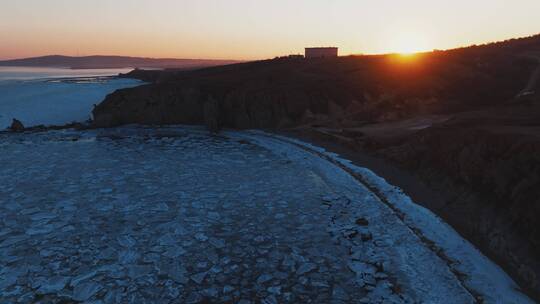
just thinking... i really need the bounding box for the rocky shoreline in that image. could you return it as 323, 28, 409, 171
4, 119, 90, 134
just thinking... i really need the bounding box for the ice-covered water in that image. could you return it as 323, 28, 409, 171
0, 127, 532, 303
0, 67, 135, 81
0, 67, 142, 128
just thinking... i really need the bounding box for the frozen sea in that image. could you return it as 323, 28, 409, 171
0, 126, 533, 303
0, 66, 143, 129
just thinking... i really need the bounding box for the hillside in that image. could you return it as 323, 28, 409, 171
0, 55, 241, 69
94, 35, 540, 128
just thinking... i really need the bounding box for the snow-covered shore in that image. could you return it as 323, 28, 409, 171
228, 130, 535, 304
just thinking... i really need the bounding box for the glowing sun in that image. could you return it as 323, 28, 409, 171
389, 32, 431, 55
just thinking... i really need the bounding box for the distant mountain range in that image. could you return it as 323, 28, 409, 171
0, 55, 241, 69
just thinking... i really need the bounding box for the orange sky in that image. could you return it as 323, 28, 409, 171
1, 0, 540, 60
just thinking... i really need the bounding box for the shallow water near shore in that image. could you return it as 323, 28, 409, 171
0, 66, 142, 129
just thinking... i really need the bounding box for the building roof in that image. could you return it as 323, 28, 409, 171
305, 47, 338, 50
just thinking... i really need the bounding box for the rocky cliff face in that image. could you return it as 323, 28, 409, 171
93, 84, 205, 127
377, 125, 540, 298
93, 74, 361, 130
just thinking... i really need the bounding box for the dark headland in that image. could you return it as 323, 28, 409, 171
90, 34, 540, 299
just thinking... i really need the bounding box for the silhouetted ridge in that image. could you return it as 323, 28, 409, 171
0, 55, 241, 69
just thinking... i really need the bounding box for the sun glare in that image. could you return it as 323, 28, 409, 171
389, 32, 431, 55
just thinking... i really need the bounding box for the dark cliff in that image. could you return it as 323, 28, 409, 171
93, 34, 540, 129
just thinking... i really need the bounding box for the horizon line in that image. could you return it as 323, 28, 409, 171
1, 32, 539, 62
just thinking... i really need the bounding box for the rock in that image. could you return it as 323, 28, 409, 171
9, 119, 24, 132
361, 232, 373, 242
355, 218, 369, 226
343, 229, 359, 239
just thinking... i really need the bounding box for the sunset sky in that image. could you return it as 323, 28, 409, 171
1, 0, 540, 60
